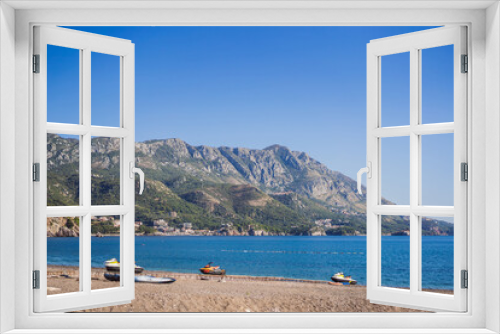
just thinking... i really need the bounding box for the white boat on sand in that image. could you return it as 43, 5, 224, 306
104, 273, 176, 284
135, 275, 176, 284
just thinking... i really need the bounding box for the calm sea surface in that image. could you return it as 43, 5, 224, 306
47, 236, 454, 290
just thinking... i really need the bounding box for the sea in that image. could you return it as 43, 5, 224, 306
47, 235, 454, 290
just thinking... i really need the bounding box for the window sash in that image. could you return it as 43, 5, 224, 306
366, 26, 468, 312
33, 25, 136, 313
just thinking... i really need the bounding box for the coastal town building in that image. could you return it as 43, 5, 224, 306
152, 219, 168, 227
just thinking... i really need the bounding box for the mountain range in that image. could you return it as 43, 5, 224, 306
46, 135, 454, 236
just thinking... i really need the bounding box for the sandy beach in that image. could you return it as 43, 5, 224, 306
45, 265, 439, 313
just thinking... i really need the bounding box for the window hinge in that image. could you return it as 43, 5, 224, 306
461, 270, 468, 289
33, 163, 40, 182
33, 270, 40, 289
461, 54, 468, 73
461, 162, 468, 182
33, 54, 40, 73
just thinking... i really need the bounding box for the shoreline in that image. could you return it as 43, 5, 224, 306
47, 234, 457, 238
53, 234, 371, 237
47, 265, 453, 313
48, 264, 344, 285
47, 264, 429, 313
47, 264, 453, 294
47, 264, 455, 293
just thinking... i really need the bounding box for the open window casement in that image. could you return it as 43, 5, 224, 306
364, 26, 467, 312
33, 26, 140, 312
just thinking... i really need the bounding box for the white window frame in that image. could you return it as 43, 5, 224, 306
0, 1, 499, 333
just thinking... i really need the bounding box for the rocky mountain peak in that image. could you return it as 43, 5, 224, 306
264, 144, 289, 152
47, 134, 453, 236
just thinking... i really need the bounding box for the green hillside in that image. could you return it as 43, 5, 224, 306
46, 135, 454, 236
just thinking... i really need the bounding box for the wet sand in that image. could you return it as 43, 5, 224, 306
47, 265, 435, 313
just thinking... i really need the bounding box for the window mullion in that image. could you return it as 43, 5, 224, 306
46, 207, 90, 217
78, 48, 84, 293
81, 48, 92, 294
409, 47, 420, 294
372, 205, 411, 215
89, 205, 129, 216
81, 213, 91, 293
46, 123, 88, 135
413, 123, 454, 135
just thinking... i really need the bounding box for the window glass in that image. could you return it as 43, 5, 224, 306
381, 215, 410, 290
421, 134, 454, 206
381, 136, 410, 205
421, 216, 454, 294
47, 216, 81, 295
381, 52, 410, 127
91, 137, 121, 206
91, 52, 120, 127
421, 45, 454, 124
47, 134, 80, 206
47, 45, 80, 124
92, 216, 121, 290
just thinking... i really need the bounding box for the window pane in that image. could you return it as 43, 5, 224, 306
381, 215, 410, 289
47, 45, 80, 124
92, 52, 120, 127
92, 216, 121, 290
421, 133, 454, 206
381, 136, 410, 205
421, 216, 454, 294
381, 52, 410, 127
47, 134, 79, 206
91, 137, 121, 206
47, 216, 81, 295
421, 45, 454, 124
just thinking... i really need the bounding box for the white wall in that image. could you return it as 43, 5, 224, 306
0, 2, 16, 333
485, 2, 500, 333
2, 4, 496, 332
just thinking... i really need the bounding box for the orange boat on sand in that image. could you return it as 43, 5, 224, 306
199, 262, 226, 275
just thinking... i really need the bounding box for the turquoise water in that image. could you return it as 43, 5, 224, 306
47, 235, 454, 289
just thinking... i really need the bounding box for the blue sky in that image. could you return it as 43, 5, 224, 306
48, 26, 454, 207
